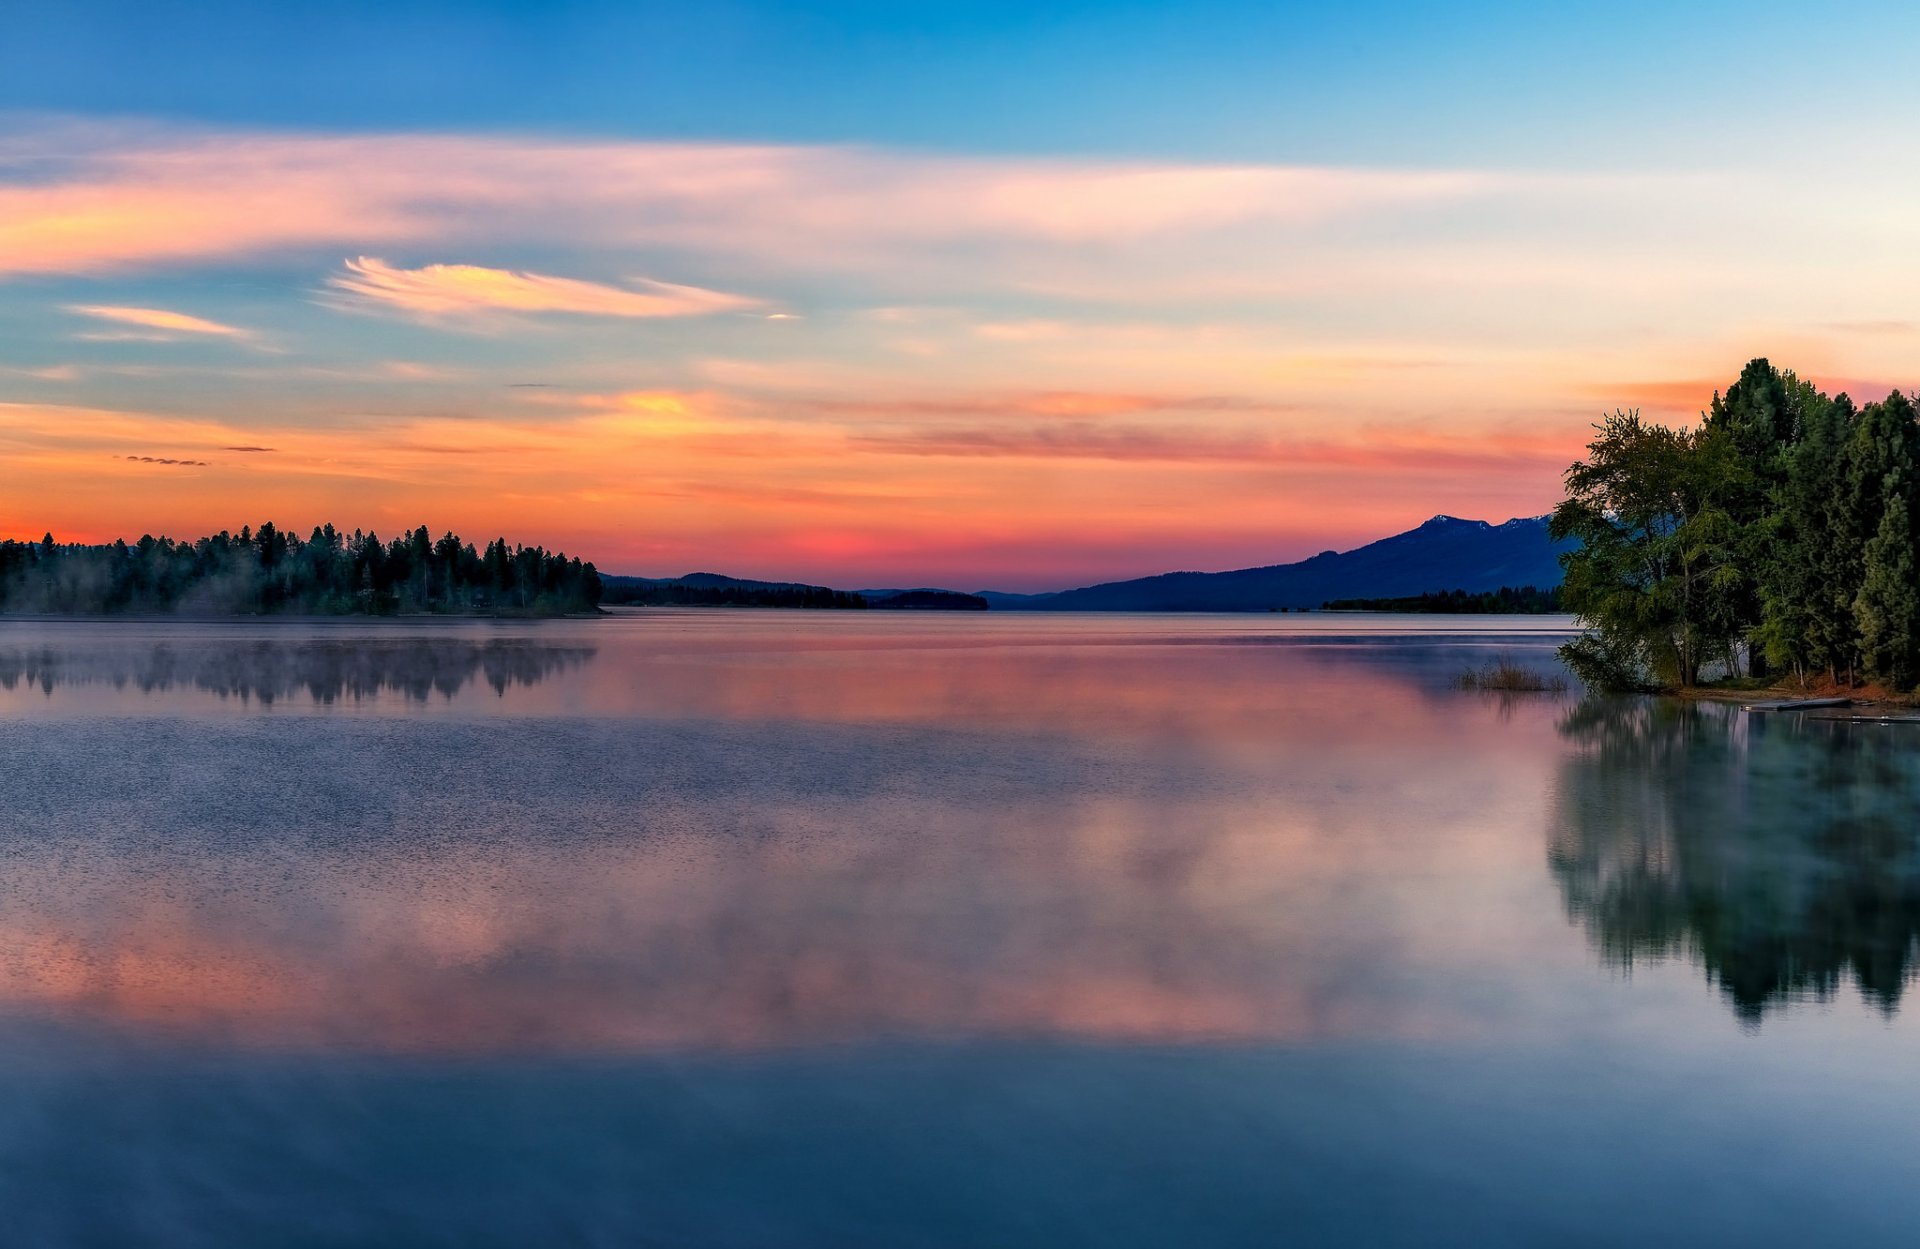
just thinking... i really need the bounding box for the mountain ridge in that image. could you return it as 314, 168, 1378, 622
975, 514, 1570, 611
607, 514, 1573, 611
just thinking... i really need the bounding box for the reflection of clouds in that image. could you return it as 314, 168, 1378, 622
0, 763, 1450, 1054
1550, 699, 1920, 1023
0, 637, 594, 704
566, 625, 1572, 748
0, 623, 1567, 1055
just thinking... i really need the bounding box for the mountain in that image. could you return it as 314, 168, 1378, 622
986, 515, 1572, 611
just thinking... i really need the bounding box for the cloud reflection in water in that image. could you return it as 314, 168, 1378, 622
0, 619, 1572, 1055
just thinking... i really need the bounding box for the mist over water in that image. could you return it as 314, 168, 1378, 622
3, 612, 1918, 1247
0, 630, 595, 704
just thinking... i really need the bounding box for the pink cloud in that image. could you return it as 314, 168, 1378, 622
850, 421, 1583, 474
65, 304, 252, 339
0, 123, 1503, 279
327, 257, 762, 323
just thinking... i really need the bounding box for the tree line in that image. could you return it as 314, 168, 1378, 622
600, 579, 869, 609
1323, 586, 1563, 614
0, 523, 603, 615
1554, 358, 1920, 690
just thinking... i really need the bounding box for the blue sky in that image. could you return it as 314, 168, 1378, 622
9, 1, 1914, 162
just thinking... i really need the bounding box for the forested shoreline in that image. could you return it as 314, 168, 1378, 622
0, 524, 603, 616
1323, 586, 1562, 613
601, 579, 869, 609
1555, 358, 1920, 692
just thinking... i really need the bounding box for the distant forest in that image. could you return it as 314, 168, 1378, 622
598, 579, 990, 610
601, 580, 869, 609
1323, 586, 1563, 613
0, 524, 603, 616
1557, 358, 1920, 690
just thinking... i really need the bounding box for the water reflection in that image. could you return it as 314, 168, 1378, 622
1551, 699, 1920, 1022
0, 636, 594, 704
0, 619, 1576, 1055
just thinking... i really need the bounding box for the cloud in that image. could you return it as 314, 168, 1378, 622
0, 123, 1506, 281
804, 391, 1278, 420
124, 455, 209, 467
1821, 320, 1916, 337
0, 397, 1572, 590
326, 257, 762, 323
1582, 378, 1720, 415
0, 365, 77, 381
66, 304, 251, 339
850, 421, 1582, 472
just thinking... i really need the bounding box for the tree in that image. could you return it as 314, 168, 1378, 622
0, 522, 602, 617
1552, 411, 1747, 690
1850, 393, 1920, 688
1704, 360, 1823, 679
1758, 390, 1856, 682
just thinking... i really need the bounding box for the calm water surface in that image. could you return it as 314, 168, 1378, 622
2, 611, 1917, 1247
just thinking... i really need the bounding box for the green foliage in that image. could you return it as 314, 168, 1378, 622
1849, 394, 1920, 687
1559, 359, 1920, 691
1757, 391, 1856, 678
0, 524, 602, 616
1551, 410, 1746, 689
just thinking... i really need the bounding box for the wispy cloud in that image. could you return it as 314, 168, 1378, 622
851, 422, 1581, 472
0, 123, 1507, 281
66, 304, 252, 339
326, 257, 762, 324
804, 391, 1280, 420
0, 364, 78, 382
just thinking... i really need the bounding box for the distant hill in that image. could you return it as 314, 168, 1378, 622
982, 516, 1572, 611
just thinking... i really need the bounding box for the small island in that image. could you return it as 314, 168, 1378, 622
0, 524, 603, 616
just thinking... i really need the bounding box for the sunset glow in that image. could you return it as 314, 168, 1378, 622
8, 6, 1920, 588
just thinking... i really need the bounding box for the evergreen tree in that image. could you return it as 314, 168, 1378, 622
1758, 388, 1855, 680
0, 523, 602, 617
1851, 394, 1920, 688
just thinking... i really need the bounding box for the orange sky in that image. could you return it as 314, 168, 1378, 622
5, 122, 1919, 588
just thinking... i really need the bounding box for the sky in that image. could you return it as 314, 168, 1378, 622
6, 1, 1920, 590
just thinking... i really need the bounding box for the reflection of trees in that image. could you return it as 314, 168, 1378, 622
1551, 699, 1920, 1023
0, 638, 595, 704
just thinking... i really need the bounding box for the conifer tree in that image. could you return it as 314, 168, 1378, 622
1849, 394, 1920, 687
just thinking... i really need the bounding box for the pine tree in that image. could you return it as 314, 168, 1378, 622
1844, 394, 1920, 685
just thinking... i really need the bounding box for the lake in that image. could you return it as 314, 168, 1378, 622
2, 611, 1918, 1247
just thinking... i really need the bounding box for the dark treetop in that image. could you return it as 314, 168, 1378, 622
0, 523, 602, 616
